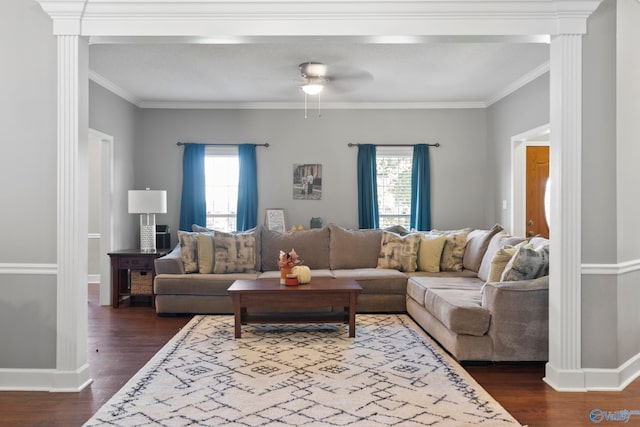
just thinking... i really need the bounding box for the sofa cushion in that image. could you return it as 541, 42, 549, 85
501, 242, 549, 281
424, 288, 491, 336
462, 224, 503, 272
432, 229, 471, 272
177, 231, 199, 273
213, 231, 257, 274
329, 224, 382, 269
196, 232, 216, 274
417, 233, 447, 273
406, 275, 484, 309
261, 226, 330, 271
477, 232, 526, 282
332, 268, 407, 295
377, 232, 421, 272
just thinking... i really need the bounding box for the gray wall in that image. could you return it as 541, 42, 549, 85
580, 0, 619, 369
89, 81, 140, 251
137, 108, 490, 241
0, 0, 58, 369
486, 73, 551, 232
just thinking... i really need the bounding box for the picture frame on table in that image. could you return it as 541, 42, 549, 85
265, 208, 286, 232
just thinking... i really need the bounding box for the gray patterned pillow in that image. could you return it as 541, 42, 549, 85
213, 231, 256, 274
501, 243, 549, 281
377, 232, 421, 272
177, 231, 199, 273
432, 229, 471, 272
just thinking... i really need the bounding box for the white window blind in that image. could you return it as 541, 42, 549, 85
204, 146, 239, 232
376, 146, 412, 229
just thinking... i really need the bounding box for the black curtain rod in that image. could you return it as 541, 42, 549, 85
177, 142, 270, 147
347, 142, 440, 148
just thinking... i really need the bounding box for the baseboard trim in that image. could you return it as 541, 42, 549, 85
545, 353, 640, 391
584, 353, 640, 391
0, 364, 92, 392
582, 259, 640, 275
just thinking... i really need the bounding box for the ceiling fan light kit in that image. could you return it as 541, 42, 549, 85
299, 61, 327, 118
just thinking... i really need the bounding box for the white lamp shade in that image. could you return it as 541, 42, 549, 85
128, 190, 167, 214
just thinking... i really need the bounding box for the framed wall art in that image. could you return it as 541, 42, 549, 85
265, 208, 286, 232
293, 163, 322, 200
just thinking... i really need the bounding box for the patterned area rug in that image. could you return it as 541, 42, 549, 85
84, 315, 522, 427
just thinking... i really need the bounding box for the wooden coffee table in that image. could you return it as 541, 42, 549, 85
227, 277, 362, 338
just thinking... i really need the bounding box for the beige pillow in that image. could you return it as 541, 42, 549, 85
177, 231, 199, 273
196, 232, 215, 274
377, 232, 421, 272
213, 231, 256, 274
487, 245, 518, 282
417, 233, 447, 273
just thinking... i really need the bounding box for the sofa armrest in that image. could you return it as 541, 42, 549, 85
154, 245, 185, 275
482, 275, 549, 361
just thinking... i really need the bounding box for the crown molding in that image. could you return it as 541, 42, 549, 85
486, 61, 550, 107
89, 70, 140, 106
137, 100, 487, 110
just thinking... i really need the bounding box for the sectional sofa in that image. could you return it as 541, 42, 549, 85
154, 223, 549, 362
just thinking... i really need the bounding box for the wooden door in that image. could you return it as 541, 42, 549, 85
526, 146, 550, 238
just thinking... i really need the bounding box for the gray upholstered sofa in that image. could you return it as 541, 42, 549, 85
153, 223, 549, 362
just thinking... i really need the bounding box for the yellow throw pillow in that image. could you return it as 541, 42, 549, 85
197, 232, 215, 274
417, 233, 447, 273
487, 245, 518, 282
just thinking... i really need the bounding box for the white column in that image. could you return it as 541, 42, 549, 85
53, 33, 92, 391
544, 34, 585, 391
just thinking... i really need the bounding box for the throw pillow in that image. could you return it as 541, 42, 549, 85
501, 243, 550, 282
191, 224, 211, 232
213, 231, 256, 274
487, 244, 519, 282
462, 224, 504, 272
432, 229, 471, 272
377, 231, 421, 272
477, 232, 527, 282
417, 233, 447, 273
177, 231, 199, 273
196, 232, 215, 274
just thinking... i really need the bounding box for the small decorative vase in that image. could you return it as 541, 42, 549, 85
279, 267, 291, 285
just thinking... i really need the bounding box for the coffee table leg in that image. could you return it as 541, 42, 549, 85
348, 293, 357, 338
231, 294, 242, 338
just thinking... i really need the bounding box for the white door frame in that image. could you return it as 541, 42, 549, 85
89, 128, 114, 306
510, 124, 550, 237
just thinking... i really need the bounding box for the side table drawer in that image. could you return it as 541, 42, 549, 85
118, 256, 153, 270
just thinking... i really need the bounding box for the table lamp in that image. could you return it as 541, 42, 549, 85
128, 188, 167, 252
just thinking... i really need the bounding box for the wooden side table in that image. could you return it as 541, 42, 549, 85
108, 249, 168, 308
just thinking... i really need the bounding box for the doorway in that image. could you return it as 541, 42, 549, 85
511, 124, 550, 237
88, 129, 114, 306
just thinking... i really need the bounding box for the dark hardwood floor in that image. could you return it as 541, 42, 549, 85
1, 283, 639, 426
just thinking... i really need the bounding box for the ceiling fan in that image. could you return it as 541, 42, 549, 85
297, 61, 373, 117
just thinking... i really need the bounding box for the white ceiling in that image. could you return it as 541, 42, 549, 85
88, 38, 550, 108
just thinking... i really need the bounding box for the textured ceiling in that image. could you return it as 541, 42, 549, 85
89, 39, 550, 107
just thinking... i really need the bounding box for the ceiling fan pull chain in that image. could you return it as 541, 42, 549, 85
318, 93, 322, 118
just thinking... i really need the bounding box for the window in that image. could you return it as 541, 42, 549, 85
204, 146, 239, 232
376, 146, 412, 228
